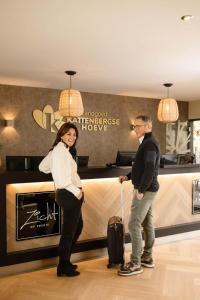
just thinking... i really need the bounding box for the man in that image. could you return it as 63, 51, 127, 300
118, 115, 160, 276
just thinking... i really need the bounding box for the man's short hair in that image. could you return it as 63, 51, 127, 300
136, 115, 152, 123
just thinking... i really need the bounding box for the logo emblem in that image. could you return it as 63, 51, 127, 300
33, 105, 64, 132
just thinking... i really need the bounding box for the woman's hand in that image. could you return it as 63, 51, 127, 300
77, 189, 83, 200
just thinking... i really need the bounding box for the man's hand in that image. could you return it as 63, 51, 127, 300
119, 176, 128, 183
136, 191, 144, 200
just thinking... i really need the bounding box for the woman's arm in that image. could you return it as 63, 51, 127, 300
39, 152, 51, 174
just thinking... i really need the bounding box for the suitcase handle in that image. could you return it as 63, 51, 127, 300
120, 182, 124, 221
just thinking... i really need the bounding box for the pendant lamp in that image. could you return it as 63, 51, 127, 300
157, 83, 179, 123
59, 70, 84, 117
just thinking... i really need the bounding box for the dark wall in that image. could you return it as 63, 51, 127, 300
0, 84, 188, 170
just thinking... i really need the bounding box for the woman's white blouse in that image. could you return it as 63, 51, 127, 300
39, 142, 82, 198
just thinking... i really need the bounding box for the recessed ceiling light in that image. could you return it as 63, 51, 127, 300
181, 15, 194, 21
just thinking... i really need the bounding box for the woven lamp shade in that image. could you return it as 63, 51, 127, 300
59, 89, 84, 117
157, 97, 179, 123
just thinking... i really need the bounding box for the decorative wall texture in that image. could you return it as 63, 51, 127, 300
0, 84, 188, 169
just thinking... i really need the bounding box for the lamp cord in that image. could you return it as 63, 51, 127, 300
70, 75, 72, 89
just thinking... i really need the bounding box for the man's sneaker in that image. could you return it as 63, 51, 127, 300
141, 256, 155, 268
118, 262, 143, 276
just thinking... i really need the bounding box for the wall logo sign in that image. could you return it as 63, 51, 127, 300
33, 105, 120, 133
16, 191, 61, 241
33, 105, 62, 133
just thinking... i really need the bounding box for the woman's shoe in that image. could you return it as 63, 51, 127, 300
57, 263, 80, 277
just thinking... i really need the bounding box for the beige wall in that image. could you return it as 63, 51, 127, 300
189, 101, 200, 119
0, 84, 188, 169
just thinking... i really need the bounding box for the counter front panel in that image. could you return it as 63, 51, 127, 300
1, 166, 200, 266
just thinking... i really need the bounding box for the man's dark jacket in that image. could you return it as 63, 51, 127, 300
127, 132, 160, 193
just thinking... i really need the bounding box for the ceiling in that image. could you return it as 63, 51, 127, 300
0, 0, 200, 102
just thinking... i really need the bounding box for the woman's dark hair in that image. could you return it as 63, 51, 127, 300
51, 122, 79, 151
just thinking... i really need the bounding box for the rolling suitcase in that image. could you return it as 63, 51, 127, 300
107, 183, 125, 268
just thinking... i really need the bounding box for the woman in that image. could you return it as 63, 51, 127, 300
39, 122, 83, 277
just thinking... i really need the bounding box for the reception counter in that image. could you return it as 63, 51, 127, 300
1, 166, 200, 267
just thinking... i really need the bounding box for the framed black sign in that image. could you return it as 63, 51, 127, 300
192, 179, 200, 214
16, 191, 61, 240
